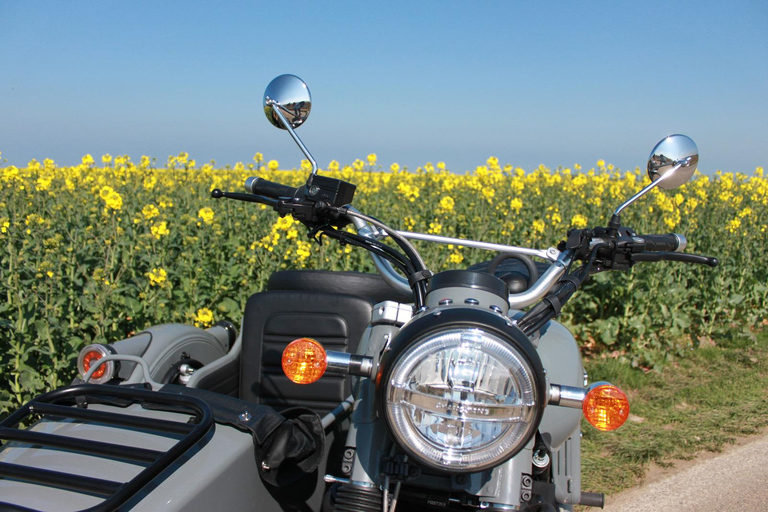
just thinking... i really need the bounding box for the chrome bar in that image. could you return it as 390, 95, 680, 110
395, 231, 560, 262
349, 209, 571, 309
508, 251, 571, 309
613, 163, 681, 217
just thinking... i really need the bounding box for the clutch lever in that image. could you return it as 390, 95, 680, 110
631, 252, 719, 267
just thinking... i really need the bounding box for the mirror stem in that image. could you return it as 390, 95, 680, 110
607, 162, 681, 232
266, 98, 319, 185
613, 162, 682, 217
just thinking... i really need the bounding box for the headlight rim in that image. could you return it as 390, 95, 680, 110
376, 307, 547, 473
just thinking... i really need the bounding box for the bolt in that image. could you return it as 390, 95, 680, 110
239, 411, 252, 422
341, 463, 352, 475
521, 490, 532, 502
309, 185, 320, 196
455, 475, 467, 485
522, 475, 533, 488
343, 448, 355, 460
261, 461, 270, 471
464, 298, 479, 305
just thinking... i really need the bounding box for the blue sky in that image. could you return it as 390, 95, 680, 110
1, 1, 766, 174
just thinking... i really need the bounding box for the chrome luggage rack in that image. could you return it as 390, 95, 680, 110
0, 384, 214, 512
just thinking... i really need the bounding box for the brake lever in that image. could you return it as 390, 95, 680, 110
631, 252, 719, 267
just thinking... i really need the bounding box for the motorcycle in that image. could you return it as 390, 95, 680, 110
0, 74, 718, 512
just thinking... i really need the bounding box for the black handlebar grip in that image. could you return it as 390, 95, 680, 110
640, 233, 687, 253
244, 177, 299, 199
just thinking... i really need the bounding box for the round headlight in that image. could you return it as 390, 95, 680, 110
378, 310, 545, 472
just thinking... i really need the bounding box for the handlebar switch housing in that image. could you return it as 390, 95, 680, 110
276, 175, 357, 228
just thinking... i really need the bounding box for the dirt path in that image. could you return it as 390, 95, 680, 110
602, 432, 768, 511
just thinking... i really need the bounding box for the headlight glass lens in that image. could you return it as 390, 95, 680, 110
385, 328, 538, 471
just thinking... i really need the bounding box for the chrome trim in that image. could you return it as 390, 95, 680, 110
674, 233, 687, 252
326, 351, 352, 373
508, 252, 571, 309
548, 384, 587, 409
395, 231, 560, 262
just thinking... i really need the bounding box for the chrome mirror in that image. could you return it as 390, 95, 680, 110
609, 134, 699, 227
647, 134, 698, 190
263, 74, 312, 130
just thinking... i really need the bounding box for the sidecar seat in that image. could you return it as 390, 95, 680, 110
238, 289, 373, 413
189, 271, 410, 415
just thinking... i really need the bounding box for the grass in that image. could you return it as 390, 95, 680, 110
580, 327, 768, 496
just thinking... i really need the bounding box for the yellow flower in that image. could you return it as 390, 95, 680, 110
510, 198, 523, 213
532, 219, 545, 234
268, 160, 279, 172
439, 196, 455, 212
437, 162, 446, 171
151, 221, 170, 239
81, 154, 95, 166
198, 207, 215, 225
194, 308, 214, 328
102, 154, 112, 165
596, 159, 606, 168
367, 153, 377, 166
142, 204, 160, 220
570, 214, 588, 229
390, 163, 400, 173
448, 252, 464, 264
428, 222, 442, 234
328, 160, 340, 172
148, 267, 167, 287
727, 218, 741, 233
253, 152, 264, 163
99, 186, 123, 212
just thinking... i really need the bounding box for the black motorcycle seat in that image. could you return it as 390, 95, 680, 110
267, 270, 413, 304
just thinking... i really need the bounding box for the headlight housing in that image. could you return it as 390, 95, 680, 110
377, 308, 545, 472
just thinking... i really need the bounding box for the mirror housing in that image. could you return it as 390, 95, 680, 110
647, 134, 698, 190
263, 74, 312, 130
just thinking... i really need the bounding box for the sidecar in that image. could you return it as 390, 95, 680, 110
0, 266, 586, 512
0, 270, 410, 512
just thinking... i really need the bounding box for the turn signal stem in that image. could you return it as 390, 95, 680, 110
326, 351, 374, 378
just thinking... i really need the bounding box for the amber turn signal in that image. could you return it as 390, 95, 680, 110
582, 383, 630, 431
282, 338, 328, 384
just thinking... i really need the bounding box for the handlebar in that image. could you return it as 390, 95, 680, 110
244, 177, 300, 199
638, 233, 687, 253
